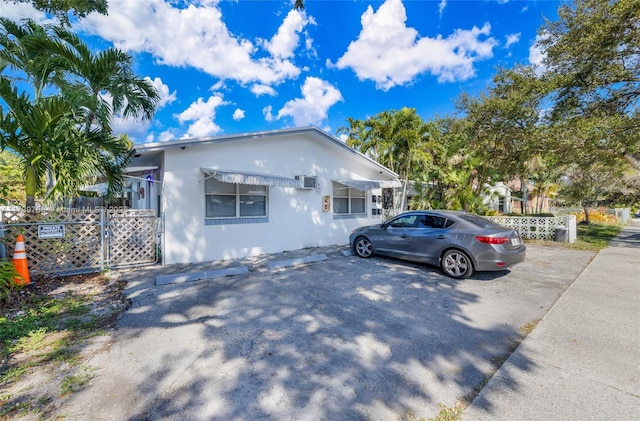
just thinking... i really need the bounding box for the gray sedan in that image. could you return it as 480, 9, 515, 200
349, 210, 526, 279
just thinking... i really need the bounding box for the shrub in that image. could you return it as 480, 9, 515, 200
574, 208, 618, 224
0, 259, 25, 310
504, 212, 556, 217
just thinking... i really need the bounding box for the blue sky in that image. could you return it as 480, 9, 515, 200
3, 0, 561, 143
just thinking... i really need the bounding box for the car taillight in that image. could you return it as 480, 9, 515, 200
475, 236, 510, 244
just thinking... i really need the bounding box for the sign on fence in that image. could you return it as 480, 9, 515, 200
38, 224, 65, 239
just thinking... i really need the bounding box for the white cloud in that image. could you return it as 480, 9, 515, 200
145, 77, 177, 109
210, 80, 226, 92
270, 77, 343, 127
438, 0, 447, 19
260, 9, 308, 59
304, 32, 317, 58
144, 130, 177, 143
263, 105, 274, 122
78, 0, 309, 86
158, 130, 176, 142
505, 33, 521, 48
98, 92, 150, 141
332, 0, 497, 90
529, 34, 548, 76
0, 2, 52, 23
112, 117, 151, 141
233, 108, 245, 121
175, 95, 228, 137
251, 84, 277, 97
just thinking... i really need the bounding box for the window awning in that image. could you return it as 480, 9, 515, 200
79, 183, 108, 196
80, 183, 136, 196
333, 179, 403, 191
201, 168, 299, 188
125, 165, 159, 173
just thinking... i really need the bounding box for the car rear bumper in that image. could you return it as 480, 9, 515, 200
474, 246, 526, 271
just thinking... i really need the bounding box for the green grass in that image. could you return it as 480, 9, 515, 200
1, 295, 95, 384
530, 222, 623, 251
0, 365, 30, 384
0, 274, 128, 419
0, 295, 91, 345
59, 369, 94, 396
426, 403, 464, 421
573, 223, 622, 250
0, 396, 41, 418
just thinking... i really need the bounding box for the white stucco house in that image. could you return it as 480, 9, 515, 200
484, 182, 513, 214
127, 127, 401, 265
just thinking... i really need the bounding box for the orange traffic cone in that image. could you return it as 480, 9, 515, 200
12, 234, 31, 286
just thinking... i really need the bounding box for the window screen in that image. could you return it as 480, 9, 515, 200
333, 182, 366, 215
206, 179, 268, 218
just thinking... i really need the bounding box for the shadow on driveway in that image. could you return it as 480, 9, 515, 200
63, 244, 595, 420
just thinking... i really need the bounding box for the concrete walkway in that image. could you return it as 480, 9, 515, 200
464, 220, 640, 420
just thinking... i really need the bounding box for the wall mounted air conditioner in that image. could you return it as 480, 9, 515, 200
295, 175, 317, 189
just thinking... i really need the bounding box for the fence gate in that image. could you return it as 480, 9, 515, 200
106, 209, 158, 268
0, 208, 158, 277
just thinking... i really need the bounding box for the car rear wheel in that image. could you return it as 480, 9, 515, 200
441, 249, 473, 279
354, 236, 373, 258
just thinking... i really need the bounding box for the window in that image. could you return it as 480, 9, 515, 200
389, 214, 418, 228
333, 182, 366, 215
205, 178, 267, 218
418, 215, 451, 228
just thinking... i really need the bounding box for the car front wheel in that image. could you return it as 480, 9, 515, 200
441, 249, 473, 279
354, 236, 373, 258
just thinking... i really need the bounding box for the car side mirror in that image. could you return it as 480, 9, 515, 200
381, 223, 388, 230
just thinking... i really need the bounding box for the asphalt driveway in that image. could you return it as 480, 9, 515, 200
65, 243, 595, 420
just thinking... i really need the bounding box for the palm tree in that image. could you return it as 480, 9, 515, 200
0, 18, 158, 207
0, 149, 24, 204
339, 108, 434, 213
41, 25, 159, 132
0, 78, 132, 207
387, 108, 434, 211
337, 117, 370, 152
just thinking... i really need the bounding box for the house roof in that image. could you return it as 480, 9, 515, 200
133, 126, 399, 179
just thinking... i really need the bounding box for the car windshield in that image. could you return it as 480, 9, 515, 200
457, 213, 503, 229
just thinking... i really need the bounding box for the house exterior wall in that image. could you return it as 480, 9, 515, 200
484, 182, 512, 214
506, 178, 552, 214
160, 131, 393, 264
127, 173, 161, 214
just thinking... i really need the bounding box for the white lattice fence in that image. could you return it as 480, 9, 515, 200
1, 208, 158, 276
0, 209, 103, 275
486, 216, 571, 241
107, 209, 157, 268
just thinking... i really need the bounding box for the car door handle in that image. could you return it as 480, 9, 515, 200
400, 235, 407, 239
437, 235, 447, 239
